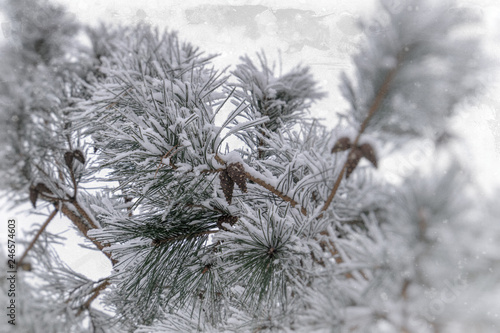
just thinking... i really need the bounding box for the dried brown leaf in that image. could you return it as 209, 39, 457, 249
73, 149, 85, 164
331, 137, 352, 153
29, 186, 39, 208
35, 182, 52, 195
359, 143, 377, 168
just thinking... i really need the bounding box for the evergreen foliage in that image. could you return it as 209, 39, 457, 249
0, 0, 498, 332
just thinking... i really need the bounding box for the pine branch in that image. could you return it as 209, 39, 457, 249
321, 52, 404, 213
31, 173, 110, 263
17, 208, 58, 267
151, 230, 219, 246
313, 53, 404, 268
34, 157, 108, 261
71, 199, 99, 230
60, 202, 116, 265
244, 171, 307, 215
1, 2, 486, 330
215, 154, 307, 215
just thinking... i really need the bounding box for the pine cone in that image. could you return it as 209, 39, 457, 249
219, 170, 235, 204
226, 162, 247, 193
64, 151, 74, 168
73, 149, 85, 164
331, 137, 352, 153
29, 186, 39, 208
35, 182, 52, 195
359, 143, 377, 168
345, 148, 363, 178
217, 215, 239, 230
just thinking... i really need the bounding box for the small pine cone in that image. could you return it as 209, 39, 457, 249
226, 162, 247, 193
217, 215, 238, 230
219, 170, 235, 204
345, 148, 363, 178
29, 186, 39, 208
64, 151, 74, 168
73, 149, 85, 164
228, 216, 238, 226
35, 182, 52, 195
359, 143, 377, 168
331, 137, 352, 153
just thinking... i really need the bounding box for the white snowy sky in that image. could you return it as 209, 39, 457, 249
1, 0, 499, 281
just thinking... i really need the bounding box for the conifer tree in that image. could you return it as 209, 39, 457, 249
1, 0, 499, 332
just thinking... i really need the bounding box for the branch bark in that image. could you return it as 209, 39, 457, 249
17, 208, 58, 267
321, 52, 404, 213
75, 279, 111, 316
60, 202, 116, 265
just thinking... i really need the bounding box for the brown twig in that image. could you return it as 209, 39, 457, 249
31, 182, 111, 263
200, 168, 225, 175
66, 161, 79, 199
71, 199, 99, 230
60, 203, 116, 265
244, 170, 307, 215
214, 154, 307, 215
257, 129, 267, 160
31, 153, 116, 270
124, 196, 133, 217
75, 279, 111, 316
321, 52, 404, 213
314, 52, 404, 268
17, 209, 58, 267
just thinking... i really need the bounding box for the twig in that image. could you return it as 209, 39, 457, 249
244, 171, 307, 215
33, 163, 79, 204
258, 129, 267, 160
33, 159, 115, 265
17, 209, 58, 267
200, 168, 225, 174
71, 200, 99, 230
321, 52, 404, 213
76, 279, 111, 316
214, 154, 307, 215
60, 203, 116, 265
124, 196, 133, 217
69, 166, 78, 199
315, 52, 405, 267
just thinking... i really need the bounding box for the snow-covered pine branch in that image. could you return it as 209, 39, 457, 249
0, 0, 498, 332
